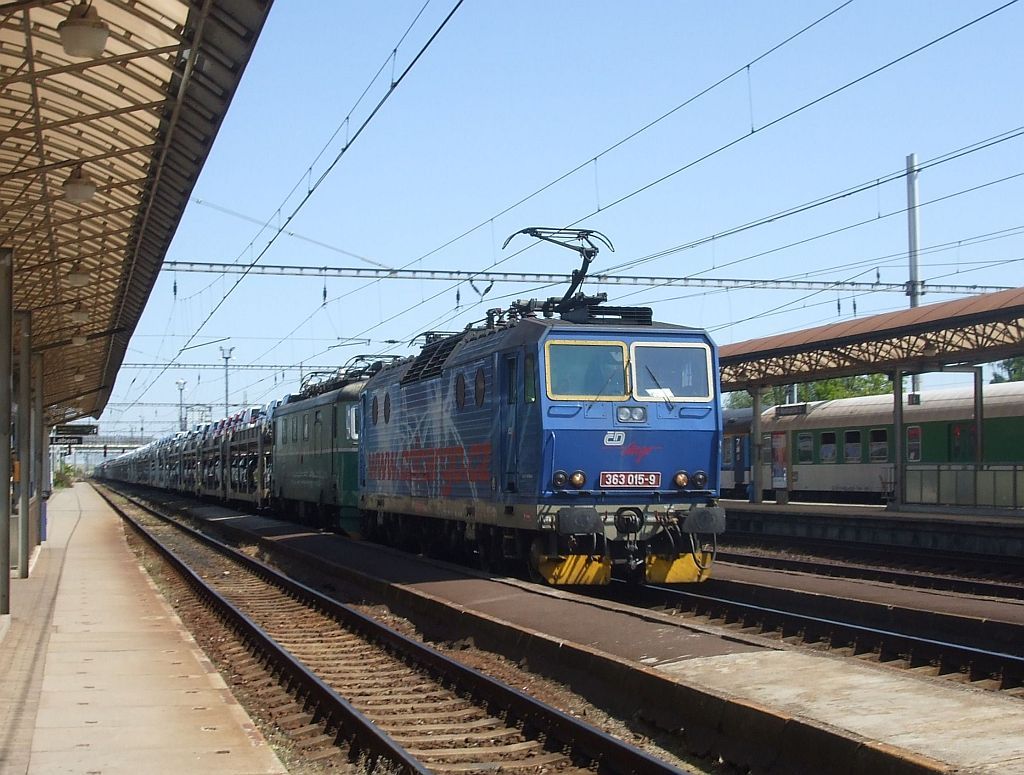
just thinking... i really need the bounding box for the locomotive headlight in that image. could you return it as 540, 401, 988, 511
552, 470, 569, 488
616, 405, 647, 423
569, 470, 587, 488
673, 470, 689, 488
693, 470, 708, 488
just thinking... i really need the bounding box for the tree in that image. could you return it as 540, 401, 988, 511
991, 357, 1024, 383
725, 374, 891, 409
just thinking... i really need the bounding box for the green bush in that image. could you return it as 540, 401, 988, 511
52, 462, 75, 489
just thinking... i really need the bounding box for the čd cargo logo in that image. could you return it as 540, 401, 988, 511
604, 431, 625, 446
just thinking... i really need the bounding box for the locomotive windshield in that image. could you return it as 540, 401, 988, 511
631, 343, 713, 402
546, 341, 628, 399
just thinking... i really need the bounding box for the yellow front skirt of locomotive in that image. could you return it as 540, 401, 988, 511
645, 551, 714, 583
535, 554, 612, 585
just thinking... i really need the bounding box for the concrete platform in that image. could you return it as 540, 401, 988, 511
0, 483, 285, 775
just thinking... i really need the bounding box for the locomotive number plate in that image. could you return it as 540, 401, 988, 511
600, 471, 661, 488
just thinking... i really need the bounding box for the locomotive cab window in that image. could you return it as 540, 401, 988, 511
545, 340, 628, 400
630, 342, 713, 402
347, 405, 360, 441
524, 353, 537, 403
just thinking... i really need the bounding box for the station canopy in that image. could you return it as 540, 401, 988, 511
1, 0, 272, 423
719, 287, 1024, 393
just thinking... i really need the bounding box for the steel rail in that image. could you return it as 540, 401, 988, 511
715, 551, 1024, 600
101, 486, 690, 775
611, 580, 1024, 689
720, 530, 1024, 577
99, 489, 432, 774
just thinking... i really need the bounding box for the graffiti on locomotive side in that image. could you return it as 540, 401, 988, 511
367, 442, 492, 483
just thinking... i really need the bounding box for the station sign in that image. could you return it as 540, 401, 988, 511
51, 435, 83, 445
55, 423, 98, 436
774, 403, 808, 417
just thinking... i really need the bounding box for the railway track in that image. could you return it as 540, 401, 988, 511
97, 486, 689, 774
716, 549, 1024, 599
603, 580, 1024, 696
720, 531, 1024, 589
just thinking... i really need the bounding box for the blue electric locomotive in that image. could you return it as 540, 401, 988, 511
359, 229, 726, 584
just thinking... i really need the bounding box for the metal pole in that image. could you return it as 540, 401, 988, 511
0, 249, 12, 614
750, 388, 763, 504
32, 352, 43, 546
893, 370, 904, 510
17, 312, 30, 577
176, 379, 186, 431
973, 367, 984, 465
906, 153, 922, 395
220, 346, 234, 418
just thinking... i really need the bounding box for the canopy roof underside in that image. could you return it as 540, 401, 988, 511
1, 0, 271, 423
719, 287, 1024, 392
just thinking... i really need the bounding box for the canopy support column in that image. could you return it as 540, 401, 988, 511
750, 388, 763, 504
0, 249, 11, 614
17, 311, 30, 577
892, 370, 904, 510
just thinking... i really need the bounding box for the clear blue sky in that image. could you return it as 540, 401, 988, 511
102, 0, 1024, 436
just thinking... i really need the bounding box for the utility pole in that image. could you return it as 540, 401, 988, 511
906, 152, 922, 395
220, 346, 234, 418
176, 379, 186, 431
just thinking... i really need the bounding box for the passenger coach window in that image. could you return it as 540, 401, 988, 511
797, 432, 813, 464
907, 426, 922, 462
844, 430, 862, 463
820, 432, 837, 463
869, 429, 888, 462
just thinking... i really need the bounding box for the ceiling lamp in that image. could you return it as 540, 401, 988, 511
63, 165, 97, 203
58, 2, 109, 59
69, 304, 90, 324
64, 263, 92, 288
71, 333, 88, 347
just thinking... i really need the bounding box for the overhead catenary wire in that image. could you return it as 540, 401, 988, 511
204, 142, 1024, 411
133, 2, 1022, 420
118, 0, 466, 414
199, 2, 862, 374
242, 4, 1024, 379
